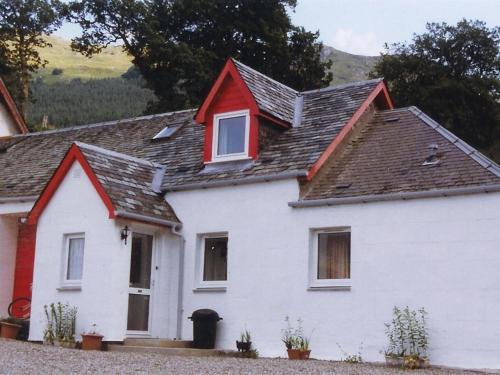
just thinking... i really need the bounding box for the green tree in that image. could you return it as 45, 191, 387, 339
68, 0, 332, 112
371, 19, 500, 162
0, 0, 64, 115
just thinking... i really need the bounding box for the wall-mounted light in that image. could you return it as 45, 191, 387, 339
121, 225, 131, 244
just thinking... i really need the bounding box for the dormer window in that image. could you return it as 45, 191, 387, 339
212, 110, 250, 161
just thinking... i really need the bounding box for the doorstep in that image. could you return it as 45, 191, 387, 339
108, 339, 242, 357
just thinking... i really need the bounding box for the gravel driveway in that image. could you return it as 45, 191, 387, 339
0, 339, 492, 375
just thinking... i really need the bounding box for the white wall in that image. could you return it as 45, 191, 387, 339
0, 101, 19, 137
167, 179, 500, 370
30, 162, 179, 342
0, 215, 18, 316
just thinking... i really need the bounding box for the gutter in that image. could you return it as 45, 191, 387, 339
0, 195, 38, 204
163, 170, 308, 192
289, 184, 500, 208
114, 210, 182, 229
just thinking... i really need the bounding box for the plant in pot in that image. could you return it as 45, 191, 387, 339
0, 317, 22, 339
81, 323, 104, 350
43, 302, 78, 348
384, 306, 429, 369
236, 330, 252, 352
281, 316, 311, 360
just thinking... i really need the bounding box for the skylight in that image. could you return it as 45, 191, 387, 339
152, 124, 183, 140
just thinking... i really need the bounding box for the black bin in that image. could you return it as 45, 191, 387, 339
188, 309, 222, 349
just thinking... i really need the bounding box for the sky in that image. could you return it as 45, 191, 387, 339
55, 0, 500, 57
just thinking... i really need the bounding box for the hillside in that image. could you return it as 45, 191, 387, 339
26, 36, 378, 130
322, 46, 379, 85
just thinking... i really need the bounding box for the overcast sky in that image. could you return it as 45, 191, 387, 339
55, 0, 500, 57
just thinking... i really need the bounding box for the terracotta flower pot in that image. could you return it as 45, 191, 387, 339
287, 349, 302, 360
300, 350, 311, 360
0, 322, 22, 339
81, 334, 104, 350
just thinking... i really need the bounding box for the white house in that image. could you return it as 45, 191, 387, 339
1, 59, 500, 369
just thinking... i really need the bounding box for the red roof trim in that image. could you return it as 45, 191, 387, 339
0, 78, 28, 134
195, 59, 259, 124
28, 144, 116, 225
306, 81, 394, 181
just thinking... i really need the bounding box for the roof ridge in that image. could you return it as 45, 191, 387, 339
14, 108, 197, 138
231, 58, 299, 95
74, 141, 163, 168
300, 78, 383, 95
408, 106, 500, 178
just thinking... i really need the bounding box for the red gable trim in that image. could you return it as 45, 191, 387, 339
0, 78, 28, 134
195, 59, 259, 124
28, 144, 116, 225
306, 81, 394, 181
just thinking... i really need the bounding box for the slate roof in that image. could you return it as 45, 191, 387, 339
0, 79, 383, 198
233, 59, 298, 123
77, 142, 179, 223
301, 107, 500, 200
0, 58, 499, 207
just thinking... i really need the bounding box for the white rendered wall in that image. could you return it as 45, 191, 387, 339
0, 216, 18, 316
167, 179, 500, 370
29, 162, 179, 342
0, 101, 19, 137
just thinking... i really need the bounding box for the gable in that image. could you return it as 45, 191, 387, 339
28, 144, 115, 225
0, 79, 28, 136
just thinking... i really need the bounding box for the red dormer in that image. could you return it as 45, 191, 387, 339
195, 59, 297, 163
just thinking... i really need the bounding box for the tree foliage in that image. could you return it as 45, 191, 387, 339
371, 19, 500, 162
0, 0, 64, 115
68, 0, 332, 112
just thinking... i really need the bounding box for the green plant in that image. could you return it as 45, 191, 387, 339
281, 316, 310, 351
240, 330, 251, 343
384, 306, 428, 360
43, 302, 77, 344
337, 342, 363, 363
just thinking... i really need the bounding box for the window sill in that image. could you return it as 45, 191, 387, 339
193, 286, 227, 293
57, 285, 82, 291
206, 156, 252, 164
308, 280, 352, 291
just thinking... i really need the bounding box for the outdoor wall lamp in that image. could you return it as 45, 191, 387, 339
121, 225, 131, 244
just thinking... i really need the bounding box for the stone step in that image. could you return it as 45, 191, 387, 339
108, 344, 239, 357
123, 338, 193, 348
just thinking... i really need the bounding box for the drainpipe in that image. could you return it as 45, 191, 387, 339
170, 223, 185, 340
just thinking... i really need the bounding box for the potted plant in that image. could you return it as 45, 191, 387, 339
281, 317, 311, 360
43, 302, 77, 348
0, 317, 22, 339
384, 306, 429, 369
236, 330, 252, 352
81, 324, 104, 350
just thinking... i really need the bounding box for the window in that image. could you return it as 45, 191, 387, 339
212, 110, 249, 161
152, 123, 183, 140
310, 228, 351, 289
63, 234, 85, 287
196, 234, 228, 290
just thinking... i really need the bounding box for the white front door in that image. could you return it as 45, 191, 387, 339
127, 233, 154, 335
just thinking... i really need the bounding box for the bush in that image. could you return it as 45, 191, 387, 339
384, 306, 428, 358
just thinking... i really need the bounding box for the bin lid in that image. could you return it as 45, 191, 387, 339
189, 309, 221, 320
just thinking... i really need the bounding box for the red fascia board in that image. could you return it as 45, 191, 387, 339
0, 78, 28, 134
195, 59, 259, 124
306, 81, 393, 181
28, 144, 116, 225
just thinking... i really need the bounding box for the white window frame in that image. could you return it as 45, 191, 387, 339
211, 110, 250, 162
309, 227, 352, 290
61, 233, 85, 289
194, 233, 228, 291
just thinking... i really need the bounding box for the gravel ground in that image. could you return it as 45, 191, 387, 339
0, 339, 492, 375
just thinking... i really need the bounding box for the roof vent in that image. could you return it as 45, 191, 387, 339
335, 182, 352, 189
384, 117, 400, 123
422, 143, 440, 166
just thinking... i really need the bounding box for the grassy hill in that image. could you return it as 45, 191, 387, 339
36, 36, 131, 83
26, 36, 378, 130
